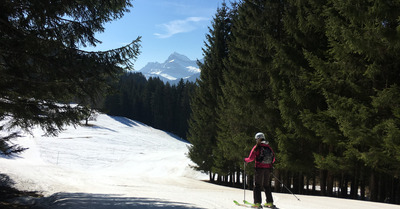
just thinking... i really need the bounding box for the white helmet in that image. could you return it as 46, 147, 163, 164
255, 132, 265, 141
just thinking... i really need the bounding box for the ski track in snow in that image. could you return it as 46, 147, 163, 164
1, 114, 399, 209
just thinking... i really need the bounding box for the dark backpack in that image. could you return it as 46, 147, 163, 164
256, 146, 274, 164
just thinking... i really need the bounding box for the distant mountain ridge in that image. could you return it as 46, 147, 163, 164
138, 52, 201, 84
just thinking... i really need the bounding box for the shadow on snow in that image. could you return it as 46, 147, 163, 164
110, 116, 147, 128
109, 115, 190, 144
36, 192, 205, 209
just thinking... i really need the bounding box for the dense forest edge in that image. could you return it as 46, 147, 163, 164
184, 0, 400, 205
103, 0, 400, 205
102, 73, 195, 140
102, 0, 400, 204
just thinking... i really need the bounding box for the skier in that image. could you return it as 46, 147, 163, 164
244, 132, 276, 208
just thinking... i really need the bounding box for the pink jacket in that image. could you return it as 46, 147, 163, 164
245, 143, 275, 168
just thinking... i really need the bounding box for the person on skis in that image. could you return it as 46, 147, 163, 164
245, 132, 275, 208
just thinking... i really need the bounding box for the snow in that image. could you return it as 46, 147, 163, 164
139, 52, 200, 83
186, 66, 201, 74
1, 113, 399, 209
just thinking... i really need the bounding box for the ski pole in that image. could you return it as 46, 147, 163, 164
271, 172, 301, 201
243, 161, 246, 202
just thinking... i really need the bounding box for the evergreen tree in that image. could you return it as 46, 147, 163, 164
215, 0, 282, 179
0, 0, 140, 154
103, 73, 195, 139
311, 0, 400, 201
277, 0, 400, 200
268, 0, 333, 194
187, 2, 232, 180
174, 80, 195, 138
188, 0, 400, 202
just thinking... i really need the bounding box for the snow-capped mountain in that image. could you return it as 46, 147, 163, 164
138, 52, 201, 84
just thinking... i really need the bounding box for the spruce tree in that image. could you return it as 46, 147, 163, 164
313, 0, 400, 201
216, 0, 282, 178
175, 80, 195, 138
268, 0, 336, 194
0, 0, 140, 154
187, 2, 232, 180
283, 0, 400, 200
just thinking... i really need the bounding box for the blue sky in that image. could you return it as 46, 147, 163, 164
82, 0, 225, 70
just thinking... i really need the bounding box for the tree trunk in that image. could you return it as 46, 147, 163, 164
370, 171, 377, 201
378, 173, 384, 202
350, 168, 358, 199
312, 174, 316, 195
392, 176, 397, 203
327, 171, 334, 196
320, 169, 327, 195
340, 173, 348, 198
284, 172, 292, 194
209, 172, 215, 182
293, 172, 299, 194
273, 170, 281, 192
360, 176, 366, 200
237, 170, 241, 187
299, 172, 304, 194
305, 175, 310, 194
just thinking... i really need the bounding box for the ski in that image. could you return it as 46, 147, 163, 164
243, 200, 254, 206
243, 200, 263, 208
242, 200, 278, 209
233, 200, 254, 208
233, 200, 261, 208
233, 200, 248, 207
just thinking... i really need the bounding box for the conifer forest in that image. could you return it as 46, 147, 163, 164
103, 73, 195, 139
3, 0, 400, 205
186, 0, 400, 204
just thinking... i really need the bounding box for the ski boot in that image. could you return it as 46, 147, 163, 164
251, 203, 263, 209
263, 202, 276, 208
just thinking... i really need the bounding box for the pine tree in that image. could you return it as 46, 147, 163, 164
0, 0, 140, 154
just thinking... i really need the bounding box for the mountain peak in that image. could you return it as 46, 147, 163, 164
167, 52, 191, 62
139, 52, 200, 84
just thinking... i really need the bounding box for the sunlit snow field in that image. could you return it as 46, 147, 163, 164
1, 113, 399, 209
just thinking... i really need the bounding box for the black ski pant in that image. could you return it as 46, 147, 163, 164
253, 168, 273, 204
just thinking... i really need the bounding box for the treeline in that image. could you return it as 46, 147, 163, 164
103, 72, 195, 139
187, 0, 400, 204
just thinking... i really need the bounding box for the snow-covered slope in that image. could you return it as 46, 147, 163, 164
0, 113, 398, 209
138, 52, 201, 84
